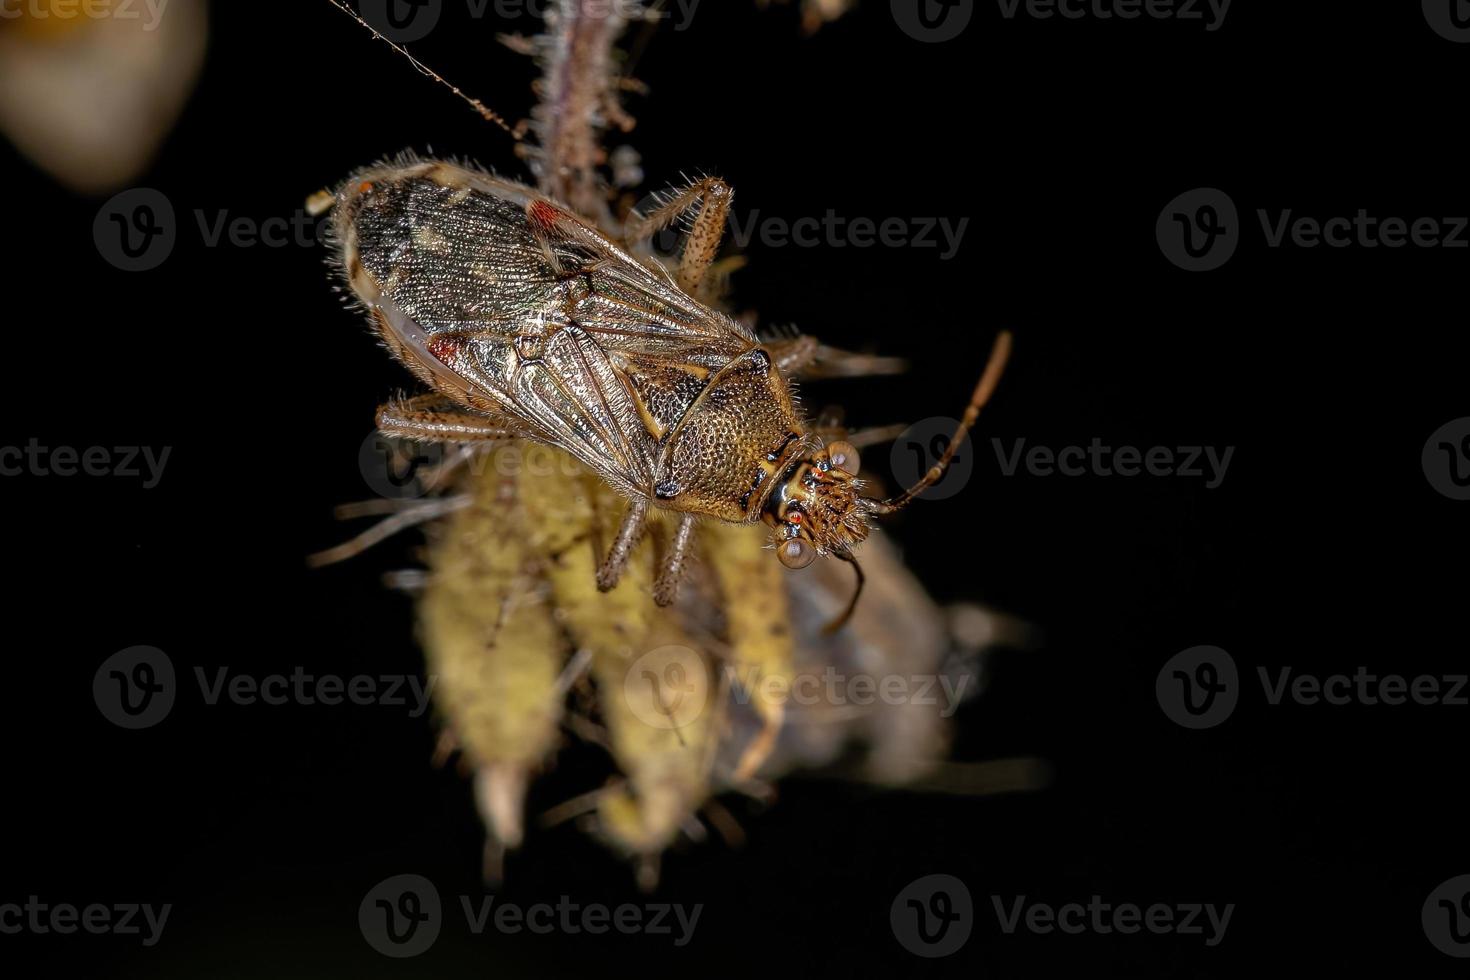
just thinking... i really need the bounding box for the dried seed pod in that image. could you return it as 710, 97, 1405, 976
699, 519, 794, 781
512, 444, 721, 860
417, 458, 564, 858
406, 441, 1027, 884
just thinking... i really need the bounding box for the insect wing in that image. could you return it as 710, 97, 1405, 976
337, 160, 756, 493
511, 324, 658, 490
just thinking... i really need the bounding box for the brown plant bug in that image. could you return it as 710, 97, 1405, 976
320, 7, 1012, 630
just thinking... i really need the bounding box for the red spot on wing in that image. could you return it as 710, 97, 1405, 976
527, 199, 566, 234
427, 334, 464, 365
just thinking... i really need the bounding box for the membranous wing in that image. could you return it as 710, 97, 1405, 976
334, 158, 757, 496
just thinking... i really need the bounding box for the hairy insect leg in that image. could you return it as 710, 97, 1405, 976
809, 404, 847, 441
765, 335, 908, 379
625, 177, 732, 297
596, 496, 651, 591
653, 513, 698, 606
376, 393, 530, 442
771, 335, 820, 374
808, 415, 910, 453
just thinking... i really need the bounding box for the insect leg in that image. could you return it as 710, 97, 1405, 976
595, 496, 651, 591
652, 513, 698, 606
808, 411, 908, 452
377, 393, 531, 442
766, 335, 908, 379
770, 335, 820, 374
625, 177, 733, 296
845, 423, 910, 449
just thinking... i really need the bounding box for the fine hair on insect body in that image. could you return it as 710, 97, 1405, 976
320, 4, 1012, 630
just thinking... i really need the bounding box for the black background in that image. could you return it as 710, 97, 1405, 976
4, 0, 1468, 975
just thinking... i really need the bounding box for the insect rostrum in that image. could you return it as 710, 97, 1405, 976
331, 155, 1008, 614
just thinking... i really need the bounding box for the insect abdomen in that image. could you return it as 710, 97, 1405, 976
334, 161, 559, 338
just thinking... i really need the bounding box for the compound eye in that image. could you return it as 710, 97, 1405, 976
825, 440, 861, 475
777, 537, 817, 570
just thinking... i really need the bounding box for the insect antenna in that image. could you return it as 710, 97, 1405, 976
324, 0, 523, 142
823, 548, 866, 635
862, 330, 1013, 516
